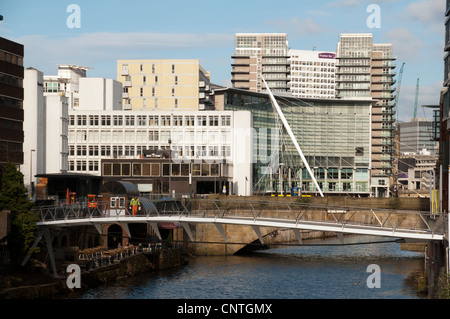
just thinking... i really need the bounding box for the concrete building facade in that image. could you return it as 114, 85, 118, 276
21, 68, 69, 196
288, 50, 336, 99
231, 33, 290, 93
399, 118, 438, 155
117, 59, 214, 111
67, 109, 253, 196
336, 33, 396, 197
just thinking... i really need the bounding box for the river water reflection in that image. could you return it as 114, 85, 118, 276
78, 235, 425, 299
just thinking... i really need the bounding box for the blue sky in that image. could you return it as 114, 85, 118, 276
0, 0, 445, 121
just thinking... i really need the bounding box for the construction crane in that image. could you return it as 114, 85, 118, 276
394, 62, 405, 122
413, 78, 419, 119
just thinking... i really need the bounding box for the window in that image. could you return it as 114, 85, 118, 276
69, 161, 75, 171
113, 115, 123, 126
209, 116, 219, 126
133, 163, 141, 176
103, 163, 112, 176
89, 115, 99, 126
161, 116, 171, 126
356, 147, 364, 156
89, 145, 98, 156
341, 168, 353, 180
101, 115, 111, 126
162, 163, 170, 176
137, 115, 146, 126
148, 116, 159, 126
77, 115, 87, 126
172, 64, 175, 74
221, 116, 231, 126
89, 161, 99, 171
125, 115, 135, 126
197, 116, 207, 126
101, 145, 111, 157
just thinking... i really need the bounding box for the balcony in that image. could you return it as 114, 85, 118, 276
123, 81, 132, 87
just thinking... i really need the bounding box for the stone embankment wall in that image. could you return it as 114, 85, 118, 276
0, 248, 188, 299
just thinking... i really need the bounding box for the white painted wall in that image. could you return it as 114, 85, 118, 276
45, 95, 68, 173
21, 68, 45, 194
79, 78, 122, 110
232, 111, 253, 196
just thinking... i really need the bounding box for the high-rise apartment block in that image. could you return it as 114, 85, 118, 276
336, 34, 396, 197
289, 50, 336, 99
0, 37, 24, 177
231, 33, 290, 93
117, 59, 214, 111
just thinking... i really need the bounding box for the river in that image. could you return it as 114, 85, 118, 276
75, 235, 425, 300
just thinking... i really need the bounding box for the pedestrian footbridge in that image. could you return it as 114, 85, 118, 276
24, 198, 447, 277
33, 198, 446, 243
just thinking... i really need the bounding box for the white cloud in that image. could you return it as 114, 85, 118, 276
12, 32, 234, 76
405, 0, 444, 25
383, 27, 424, 61
326, 0, 359, 8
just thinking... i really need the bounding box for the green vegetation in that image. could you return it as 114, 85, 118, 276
0, 162, 37, 265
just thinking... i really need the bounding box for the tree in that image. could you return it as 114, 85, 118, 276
0, 162, 37, 264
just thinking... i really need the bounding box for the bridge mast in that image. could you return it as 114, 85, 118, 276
262, 77, 324, 197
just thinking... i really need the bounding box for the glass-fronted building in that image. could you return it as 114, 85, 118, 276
215, 87, 374, 196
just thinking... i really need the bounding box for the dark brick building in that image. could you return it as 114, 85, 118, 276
0, 37, 24, 185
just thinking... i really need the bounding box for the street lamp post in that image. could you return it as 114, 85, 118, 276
168, 138, 172, 198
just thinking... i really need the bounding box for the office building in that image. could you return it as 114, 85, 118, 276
0, 37, 24, 180
289, 50, 336, 99
117, 59, 214, 110
215, 87, 373, 196
398, 118, 438, 155
231, 33, 290, 93
67, 109, 253, 196
336, 34, 396, 197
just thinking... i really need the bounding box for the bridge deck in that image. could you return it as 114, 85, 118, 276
35, 198, 445, 242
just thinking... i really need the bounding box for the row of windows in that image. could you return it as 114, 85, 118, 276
0, 72, 23, 88
122, 63, 179, 74
0, 49, 23, 66
98, 162, 221, 177
69, 114, 231, 127
68, 144, 232, 158
290, 60, 335, 67
69, 130, 233, 145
